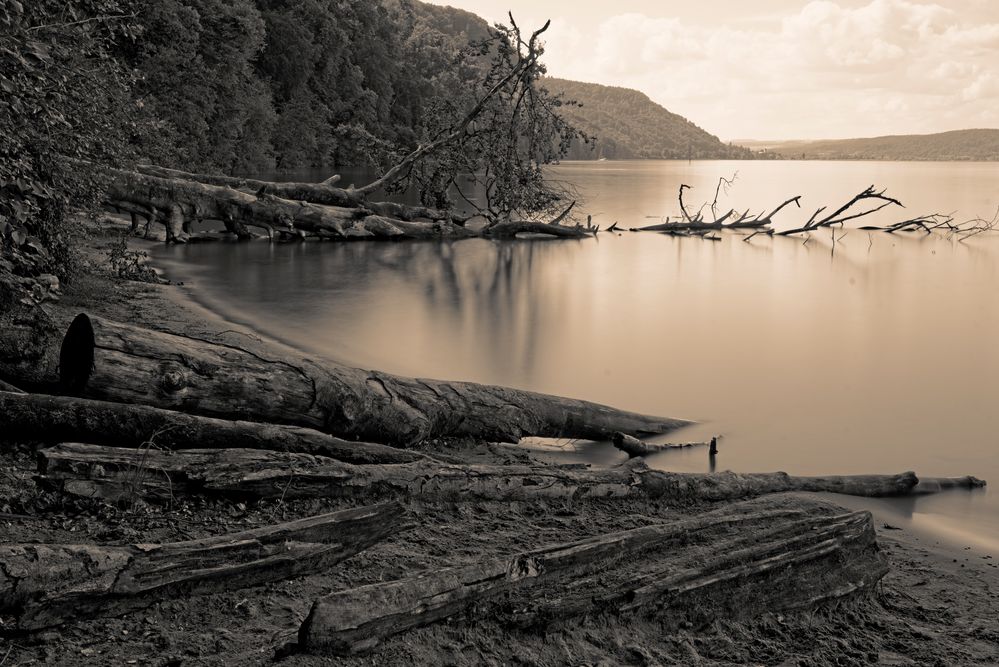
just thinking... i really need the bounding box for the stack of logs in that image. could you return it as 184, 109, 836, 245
0, 312, 985, 655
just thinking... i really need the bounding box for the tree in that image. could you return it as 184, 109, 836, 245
0, 0, 138, 280
359, 15, 590, 226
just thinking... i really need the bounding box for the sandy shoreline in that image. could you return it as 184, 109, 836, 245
1, 223, 997, 665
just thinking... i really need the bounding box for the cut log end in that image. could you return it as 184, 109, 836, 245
58, 313, 95, 395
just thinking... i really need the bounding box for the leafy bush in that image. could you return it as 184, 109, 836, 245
0, 0, 137, 280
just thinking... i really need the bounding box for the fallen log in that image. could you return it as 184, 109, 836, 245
0, 313, 690, 445
913, 475, 987, 494
38, 443, 980, 504
0, 379, 24, 393
0, 391, 423, 465
612, 432, 709, 457
0, 501, 410, 631
135, 164, 468, 224
483, 220, 594, 239
105, 168, 475, 244
298, 495, 886, 655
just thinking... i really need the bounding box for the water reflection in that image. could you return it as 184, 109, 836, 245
156, 160, 999, 543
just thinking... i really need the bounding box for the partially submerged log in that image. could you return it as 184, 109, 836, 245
0, 501, 410, 631
0, 313, 690, 445
298, 495, 886, 655
135, 164, 468, 224
484, 220, 594, 239
0, 391, 423, 465
106, 168, 475, 244
612, 432, 709, 457
38, 443, 981, 504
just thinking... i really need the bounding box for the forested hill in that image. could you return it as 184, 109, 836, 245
758, 130, 999, 161
123, 0, 750, 174
543, 78, 752, 160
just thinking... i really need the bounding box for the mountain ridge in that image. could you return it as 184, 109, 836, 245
743, 129, 999, 161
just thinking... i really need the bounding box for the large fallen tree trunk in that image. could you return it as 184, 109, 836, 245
37, 443, 983, 504
298, 495, 886, 655
0, 391, 423, 465
134, 164, 467, 224
0, 313, 689, 445
0, 501, 410, 631
106, 168, 475, 244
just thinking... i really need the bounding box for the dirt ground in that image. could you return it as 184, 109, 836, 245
1, 223, 997, 665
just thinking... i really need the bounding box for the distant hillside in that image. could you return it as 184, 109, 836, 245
544, 78, 753, 160
761, 130, 999, 161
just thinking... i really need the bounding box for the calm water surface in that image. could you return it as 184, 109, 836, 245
155, 160, 999, 546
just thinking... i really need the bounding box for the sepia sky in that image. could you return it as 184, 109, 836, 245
425, 0, 999, 141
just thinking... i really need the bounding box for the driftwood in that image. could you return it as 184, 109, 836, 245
0, 378, 24, 393
612, 432, 709, 457
37, 443, 983, 504
0, 313, 689, 445
484, 220, 593, 239
134, 164, 465, 225
0, 391, 423, 465
298, 495, 886, 655
106, 168, 475, 244
0, 501, 410, 631
778, 186, 903, 236
632, 179, 802, 235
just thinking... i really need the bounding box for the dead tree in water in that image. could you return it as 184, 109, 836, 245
633, 176, 802, 236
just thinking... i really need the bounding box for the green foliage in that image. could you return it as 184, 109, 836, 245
1, 0, 138, 280
545, 78, 753, 161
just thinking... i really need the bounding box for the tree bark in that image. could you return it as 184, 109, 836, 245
612, 432, 708, 457
135, 164, 467, 224
298, 495, 886, 655
483, 221, 594, 239
106, 169, 474, 243
36, 443, 969, 505
0, 391, 423, 465
0, 379, 24, 393
0, 313, 690, 445
0, 501, 410, 631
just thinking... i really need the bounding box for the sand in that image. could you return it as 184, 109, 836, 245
1, 223, 996, 665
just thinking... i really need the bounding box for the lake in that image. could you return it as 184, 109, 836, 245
153, 160, 999, 547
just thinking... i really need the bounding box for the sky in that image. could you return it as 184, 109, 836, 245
424, 0, 999, 141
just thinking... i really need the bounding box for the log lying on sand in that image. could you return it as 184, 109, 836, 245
38, 443, 981, 504
0, 502, 410, 631
612, 432, 709, 457
298, 494, 886, 655
0, 313, 690, 445
0, 391, 423, 465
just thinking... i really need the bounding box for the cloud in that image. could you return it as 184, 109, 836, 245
537, 0, 999, 139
